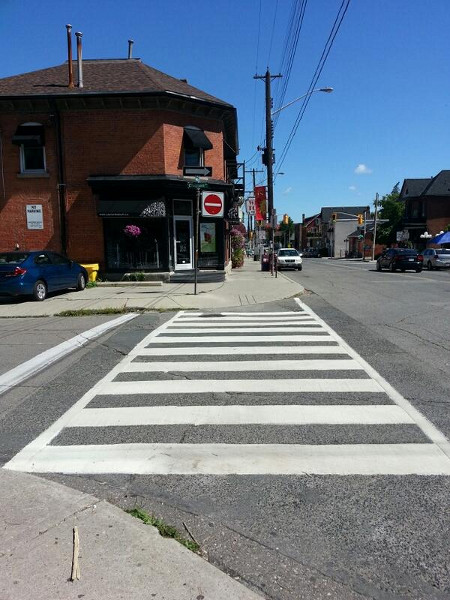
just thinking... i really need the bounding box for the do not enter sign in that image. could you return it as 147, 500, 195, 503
202, 191, 224, 217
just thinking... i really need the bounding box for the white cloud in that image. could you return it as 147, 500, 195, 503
283, 186, 292, 195
354, 164, 372, 175
349, 185, 357, 191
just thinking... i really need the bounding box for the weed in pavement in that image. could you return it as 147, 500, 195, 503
127, 507, 200, 553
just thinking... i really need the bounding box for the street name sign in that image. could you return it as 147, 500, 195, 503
183, 166, 212, 177
202, 191, 224, 217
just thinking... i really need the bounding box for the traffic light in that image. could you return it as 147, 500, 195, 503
357, 214, 363, 225
283, 213, 289, 225
331, 213, 337, 222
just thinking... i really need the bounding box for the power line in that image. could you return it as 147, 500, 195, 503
275, 0, 351, 176
267, 0, 279, 67
273, 0, 308, 130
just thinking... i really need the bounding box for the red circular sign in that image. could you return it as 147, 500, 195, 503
203, 193, 223, 215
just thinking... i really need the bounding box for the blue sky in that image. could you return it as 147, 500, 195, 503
1, 0, 449, 221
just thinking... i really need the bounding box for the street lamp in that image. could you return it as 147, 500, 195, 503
261, 79, 333, 274
271, 87, 334, 116
420, 231, 433, 240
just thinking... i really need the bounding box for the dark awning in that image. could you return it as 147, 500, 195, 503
97, 199, 167, 218
12, 125, 44, 146
183, 126, 213, 150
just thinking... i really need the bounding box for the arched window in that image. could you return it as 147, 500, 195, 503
12, 122, 46, 173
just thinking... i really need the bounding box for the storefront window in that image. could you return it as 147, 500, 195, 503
104, 218, 167, 271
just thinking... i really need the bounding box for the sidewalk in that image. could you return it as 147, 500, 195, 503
0, 258, 304, 317
0, 469, 264, 600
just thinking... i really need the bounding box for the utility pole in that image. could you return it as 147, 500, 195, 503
371, 193, 379, 261
254, 69, 282, 275
362, 210, 368, 261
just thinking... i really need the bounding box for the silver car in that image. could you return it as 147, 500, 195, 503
422, 248, 450, 270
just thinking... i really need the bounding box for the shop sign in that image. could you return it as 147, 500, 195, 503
26, 204, 44, 230
246, 197, 255, 215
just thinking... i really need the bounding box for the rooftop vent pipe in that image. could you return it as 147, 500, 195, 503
128, 39, 134, 59
66, 24, 74, 88
75, 31, 83, 88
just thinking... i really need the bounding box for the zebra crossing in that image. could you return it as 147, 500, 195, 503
4, 299, 450, 475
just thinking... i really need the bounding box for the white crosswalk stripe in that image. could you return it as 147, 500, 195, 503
5, 302, 450, 476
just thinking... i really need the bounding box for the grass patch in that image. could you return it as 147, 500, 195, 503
126, 507, 200, 553
55, 306, 198, 317
55, 307, 134, 317
86, 281, 98, 288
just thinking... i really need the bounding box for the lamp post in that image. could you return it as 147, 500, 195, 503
420, 231, 433, 249
264, 85, 333, 274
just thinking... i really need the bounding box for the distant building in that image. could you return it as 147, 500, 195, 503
399, 171, 450, 247
320, 206, 369, 257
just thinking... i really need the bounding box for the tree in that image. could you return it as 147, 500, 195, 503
376, 183, 404, 245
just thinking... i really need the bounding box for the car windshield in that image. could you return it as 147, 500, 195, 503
278, 249, 298, 257
437, 249, 450, 255
0, 252, 29, 265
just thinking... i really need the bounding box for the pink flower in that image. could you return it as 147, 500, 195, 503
124, 225, 141, 238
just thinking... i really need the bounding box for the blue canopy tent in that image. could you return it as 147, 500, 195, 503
432, 231, 450, 244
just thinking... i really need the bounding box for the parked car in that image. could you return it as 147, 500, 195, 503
302, 248, 321, 258
422, 248, 450, 270
276, 248, 303, 271
376, 248, 423, 273
0, 251, 88, 301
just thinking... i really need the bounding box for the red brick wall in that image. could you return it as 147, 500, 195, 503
0, 114, 60, 252
426, 198, 450, 235
0, 108, 226, 264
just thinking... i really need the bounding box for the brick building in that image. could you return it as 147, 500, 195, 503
0, 47, 239, 277
399, 171, 450, 247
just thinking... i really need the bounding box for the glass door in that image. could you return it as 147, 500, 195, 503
174, 216, 193, 270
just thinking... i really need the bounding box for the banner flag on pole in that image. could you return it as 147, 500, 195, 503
254, 186, 267, 222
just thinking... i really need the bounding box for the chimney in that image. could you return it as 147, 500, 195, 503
75, 31, 83, 88
302, 213, 305, 224
66, 24, 74, 88
128, 39, 134, 59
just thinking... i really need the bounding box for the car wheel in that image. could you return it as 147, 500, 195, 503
33, 280, 47, 301
376, 261, 381, 271
297, 265, 302, 271
389, 262, 395, 272
401, 268, 405, 272
416, 268, 422, 273
76, 273, 87, 291
427, 261, 433, 270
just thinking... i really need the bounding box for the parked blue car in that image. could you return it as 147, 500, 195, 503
0, 251, 88, 301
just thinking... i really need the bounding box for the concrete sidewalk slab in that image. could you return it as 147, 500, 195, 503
0, 469, 264, 600
0, 259, 304, 316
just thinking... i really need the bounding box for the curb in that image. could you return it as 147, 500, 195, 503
0, 313, 137, 395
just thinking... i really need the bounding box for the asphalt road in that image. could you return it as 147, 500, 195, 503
1, 263, 449, 600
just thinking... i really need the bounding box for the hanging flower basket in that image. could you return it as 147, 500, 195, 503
123, 224, 141, 238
